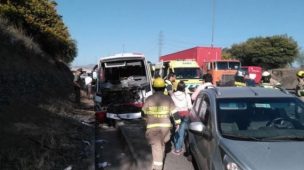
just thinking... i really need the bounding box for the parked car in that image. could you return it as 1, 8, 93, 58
188, 87, 304, 170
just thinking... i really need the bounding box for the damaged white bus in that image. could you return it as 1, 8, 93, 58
94, 53, 153, 126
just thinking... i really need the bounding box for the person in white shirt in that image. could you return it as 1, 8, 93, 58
191, 74, 213, 101
84, 75, 93, 99
171, 81, 192, 155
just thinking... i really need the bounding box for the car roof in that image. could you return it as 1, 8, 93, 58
204, 87, 294, 99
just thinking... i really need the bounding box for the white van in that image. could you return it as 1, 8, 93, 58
94, 53, 153, 123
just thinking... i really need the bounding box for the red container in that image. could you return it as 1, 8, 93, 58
241, 66, 262, 84
160, 46, 222, 68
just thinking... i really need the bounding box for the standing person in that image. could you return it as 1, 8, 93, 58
203, 69, 213, 85
91, 65, 98, 96
84, 74, 93, 99
171, 81, 192, 155
234, 70, 246, 87
73, 68, 83, 105
296, 70, 304, 97
244, 73, 256, 87
165, 72, 176, 95
260, 71, 280, 88
142, 77, 181, 170
191, 73, 213, 101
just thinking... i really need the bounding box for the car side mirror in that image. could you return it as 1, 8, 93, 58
189, 122, 212, 139
189, 122, 205, 133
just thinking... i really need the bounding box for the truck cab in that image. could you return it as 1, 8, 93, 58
154, 60, 203, 93
205, 60, 241, 86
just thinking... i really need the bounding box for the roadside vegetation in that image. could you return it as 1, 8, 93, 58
0, 0, 77, 63
223, 35, 300, 69
0, 1, 94, 169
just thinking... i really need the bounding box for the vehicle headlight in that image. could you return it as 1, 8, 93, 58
223, 154, 242, 170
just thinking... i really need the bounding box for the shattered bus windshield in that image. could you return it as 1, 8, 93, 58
103, 60, 146, 80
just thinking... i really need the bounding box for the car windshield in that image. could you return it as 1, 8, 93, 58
174, 67, 203, 79
216, 61, 240, 70
217, 97, 304, 141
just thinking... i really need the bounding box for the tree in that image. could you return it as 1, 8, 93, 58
295, 50, 304, 68
227, 35, 299, 69
222, 48, 233, 59
0, 0, 77, 63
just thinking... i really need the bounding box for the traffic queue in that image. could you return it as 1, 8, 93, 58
85, 52, 304, 170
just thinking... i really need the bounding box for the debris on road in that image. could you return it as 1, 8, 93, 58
98, 162, 111, 168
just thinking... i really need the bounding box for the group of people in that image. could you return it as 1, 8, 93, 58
234, 69, 304, 95
234, 70, 281, 88
142, 72, 214, 170
73, 68, 96, 105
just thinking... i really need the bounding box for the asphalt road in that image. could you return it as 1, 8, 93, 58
163, 148, 196, 170
96, 124, 196, 170
95, 125, 133, 170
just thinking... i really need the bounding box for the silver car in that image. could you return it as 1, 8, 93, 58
188, 87, 304, 170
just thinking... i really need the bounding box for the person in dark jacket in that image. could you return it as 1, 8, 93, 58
73, 68, 83, 105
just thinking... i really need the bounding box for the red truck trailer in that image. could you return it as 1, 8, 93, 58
160, 47, 241, 86
160, 46, 221, 68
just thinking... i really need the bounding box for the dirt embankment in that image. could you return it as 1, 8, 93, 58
0, 19, 95, 169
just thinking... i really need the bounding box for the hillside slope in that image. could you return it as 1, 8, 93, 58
0, 18, 94, 169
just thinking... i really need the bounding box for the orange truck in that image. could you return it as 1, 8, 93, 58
160, 46, 241, 86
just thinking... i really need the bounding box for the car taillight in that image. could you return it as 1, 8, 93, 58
95, 111, 107, 123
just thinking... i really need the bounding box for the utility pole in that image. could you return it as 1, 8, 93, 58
158, 31, 163, 59
211, 0, 216, 47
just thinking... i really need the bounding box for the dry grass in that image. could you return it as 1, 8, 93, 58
0, 17, 44, 60
0, 101, 94, 170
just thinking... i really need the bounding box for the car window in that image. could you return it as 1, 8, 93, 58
198, 98, 207, 120
193, 96, 202, 115
197, 95, 211, 124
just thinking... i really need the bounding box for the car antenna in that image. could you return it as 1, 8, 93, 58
248, 87, 258, 96
275, 86, 290, 94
